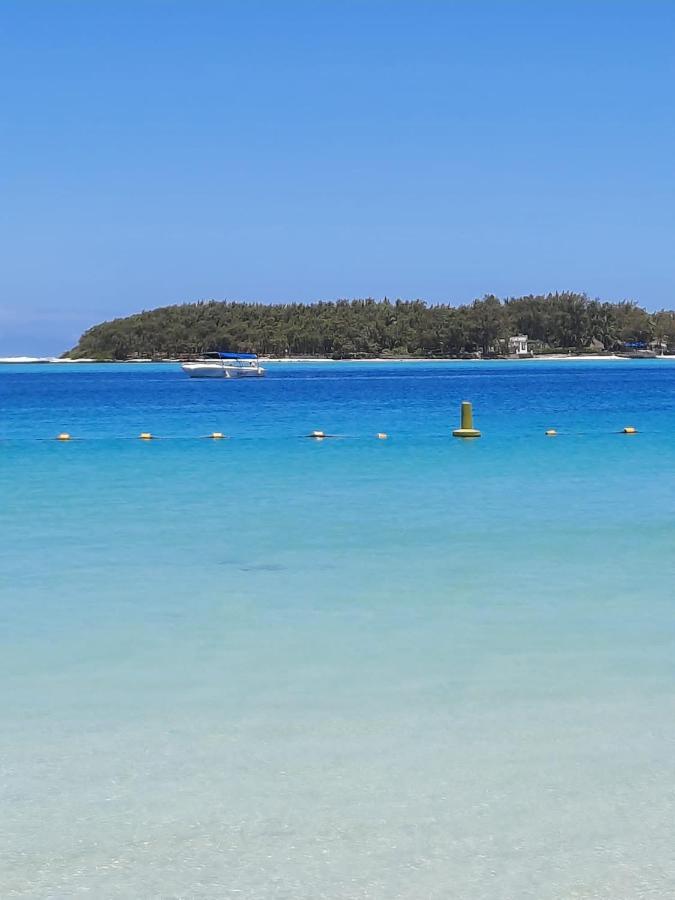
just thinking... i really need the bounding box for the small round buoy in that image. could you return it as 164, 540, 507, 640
139, 432, 154, 440
210, 432, 225, 440
545, 429, 557, 436
56, 432, 71, 441
623, 426, 637, 434
376, 432, 388, 440
308, 431, 326, 439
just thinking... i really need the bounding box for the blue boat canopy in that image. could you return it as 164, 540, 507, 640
214, 351, 258, 359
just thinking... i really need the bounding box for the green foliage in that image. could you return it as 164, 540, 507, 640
66, 293, 665, 359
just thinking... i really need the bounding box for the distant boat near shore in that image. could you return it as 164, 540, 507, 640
181, 352, 265, 378
616, 350, 658, 359
616, 342, 659, 359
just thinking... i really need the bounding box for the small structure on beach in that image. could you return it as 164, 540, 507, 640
508, 334, 529, 357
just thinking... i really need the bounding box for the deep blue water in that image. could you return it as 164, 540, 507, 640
2, 360, 675, 899
3, 358, 675, 440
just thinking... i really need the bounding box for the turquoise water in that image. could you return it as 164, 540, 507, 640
2, 360, 675, 899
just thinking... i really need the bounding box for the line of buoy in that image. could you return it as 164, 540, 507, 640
46, 414, 643, 443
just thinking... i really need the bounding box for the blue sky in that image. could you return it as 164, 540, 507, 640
2, 0, 674, 354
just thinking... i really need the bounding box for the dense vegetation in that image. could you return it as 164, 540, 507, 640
67, 293, 675, 359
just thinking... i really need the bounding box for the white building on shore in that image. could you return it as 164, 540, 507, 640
508, 334, 529, 357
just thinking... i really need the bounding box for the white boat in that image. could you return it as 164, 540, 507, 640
181, 352, 265, 378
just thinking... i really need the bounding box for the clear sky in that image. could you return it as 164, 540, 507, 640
2, 0, 674, 354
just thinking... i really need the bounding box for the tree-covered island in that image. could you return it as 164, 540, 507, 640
66, 293, 675, 360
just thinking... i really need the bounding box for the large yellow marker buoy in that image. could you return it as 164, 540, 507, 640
56, 432, 72, 441
452, 401, 481, 438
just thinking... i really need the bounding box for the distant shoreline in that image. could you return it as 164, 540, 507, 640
2, 354, 673, 365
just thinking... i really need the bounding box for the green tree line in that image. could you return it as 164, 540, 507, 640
66, 293, 675, 360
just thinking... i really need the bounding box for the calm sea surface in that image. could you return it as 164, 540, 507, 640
2, 360, 675, 899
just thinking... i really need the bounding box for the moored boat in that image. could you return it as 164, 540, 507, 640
616, 345, 657, 359
181, 352, 265, 378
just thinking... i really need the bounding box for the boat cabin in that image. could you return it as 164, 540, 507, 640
200, 352, 260, 367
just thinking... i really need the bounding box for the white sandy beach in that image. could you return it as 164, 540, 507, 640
2, 353, 673, 365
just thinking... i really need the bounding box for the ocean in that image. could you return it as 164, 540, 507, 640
2, 360, 675, 899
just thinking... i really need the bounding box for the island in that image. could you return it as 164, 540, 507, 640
65, 293, 675, 361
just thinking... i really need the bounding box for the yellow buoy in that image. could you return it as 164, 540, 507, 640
308, 431, 326, 439
139, 432, 154, 440
209, 432, 226, 440
623, 426, 637, 434
452, 401, 481, 438
545, 429, 557, 436
376, 432, 388, 440
56, 432, 71, 441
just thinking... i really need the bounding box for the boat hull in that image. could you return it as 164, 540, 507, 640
181, 363, 265, 378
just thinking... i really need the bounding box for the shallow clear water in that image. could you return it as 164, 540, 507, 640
2, 360, 675, 899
